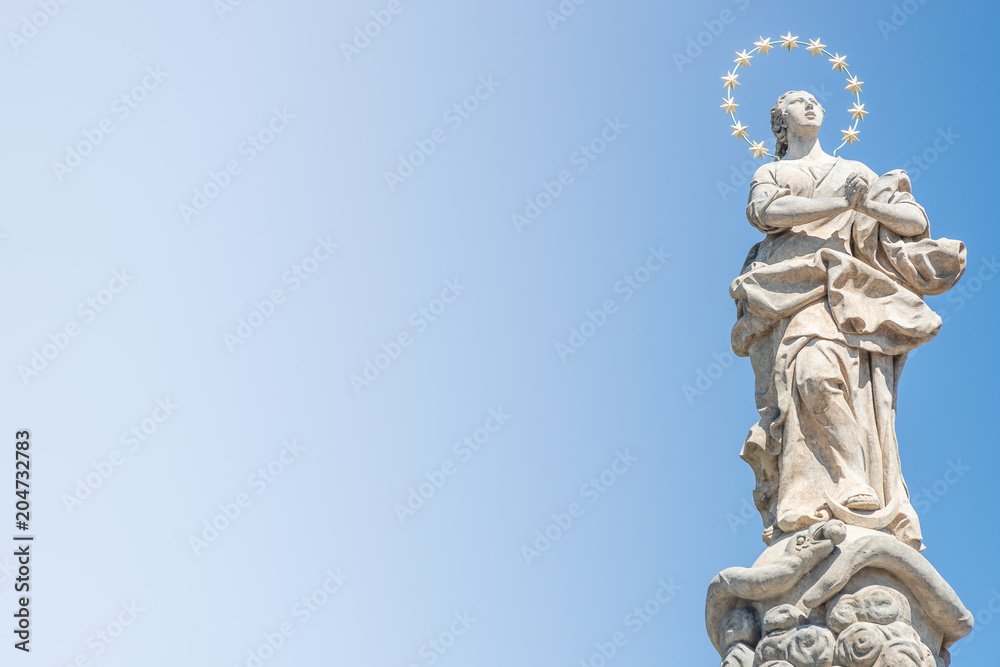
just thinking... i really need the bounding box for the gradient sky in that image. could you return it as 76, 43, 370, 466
0, 0, 996, 665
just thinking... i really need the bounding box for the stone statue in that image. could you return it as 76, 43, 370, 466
707, 78, 972, 667
731, 90, 966, 550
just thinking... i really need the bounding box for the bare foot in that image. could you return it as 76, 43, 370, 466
844, 493, 881, 511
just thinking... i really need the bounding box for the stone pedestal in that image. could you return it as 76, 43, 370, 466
706, 521, 972, 666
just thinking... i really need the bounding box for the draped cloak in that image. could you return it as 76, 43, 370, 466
730, 157, 966, 550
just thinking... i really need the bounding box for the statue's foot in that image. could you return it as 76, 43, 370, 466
844, 492, 881, 511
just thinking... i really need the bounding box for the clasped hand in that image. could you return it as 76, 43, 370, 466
844, 172, 871, 211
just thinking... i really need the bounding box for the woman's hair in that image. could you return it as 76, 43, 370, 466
770, 91, 825, 160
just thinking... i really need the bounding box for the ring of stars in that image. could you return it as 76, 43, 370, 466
721, 34, 868, 159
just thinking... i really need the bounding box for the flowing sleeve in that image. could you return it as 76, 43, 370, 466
853, 169, 966, 296
746, 166, 791, 234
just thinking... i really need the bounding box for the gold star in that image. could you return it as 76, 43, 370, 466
749, 140, 768, 158
806, 38, 826, 56
829, 53, 849, 72
731, 121, 749, 139
754, 36, 774, 55
848, 102, 869, 120
845, 76, 864, 94
841, 127, 861, 144
780, 32, 799, 51
722, 71, 740, 90
720, 96, 739, 114
733, 49, 753, 69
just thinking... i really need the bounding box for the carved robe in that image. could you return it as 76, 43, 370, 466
731, 157, 966, 549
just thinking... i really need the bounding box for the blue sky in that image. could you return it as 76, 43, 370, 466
0, 0, 996, 665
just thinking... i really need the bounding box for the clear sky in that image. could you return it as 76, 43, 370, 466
0, 0, 996, 665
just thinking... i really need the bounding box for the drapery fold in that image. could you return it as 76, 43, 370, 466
730, 167, 965, 550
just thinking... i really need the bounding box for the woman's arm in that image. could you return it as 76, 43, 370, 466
758, 196, 852, 230
747, 165, 853, 233
845, 174, 928, 236
855, 199, 928, 237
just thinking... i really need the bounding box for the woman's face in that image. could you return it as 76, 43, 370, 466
781, 91, 824, 132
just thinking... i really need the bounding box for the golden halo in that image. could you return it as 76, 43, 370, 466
720, 34, 868, 159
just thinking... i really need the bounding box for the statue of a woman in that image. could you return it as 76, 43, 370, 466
731, 90, 966, 550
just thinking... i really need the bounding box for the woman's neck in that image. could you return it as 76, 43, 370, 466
784, 134, 828, 161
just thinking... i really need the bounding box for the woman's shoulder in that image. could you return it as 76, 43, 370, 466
751, 160, 780, 182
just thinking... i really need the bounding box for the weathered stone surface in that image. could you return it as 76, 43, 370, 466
708, 91, 972, 666
707, 522, 971, 666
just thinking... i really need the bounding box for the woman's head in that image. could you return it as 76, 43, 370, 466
771, 90, 825, 159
